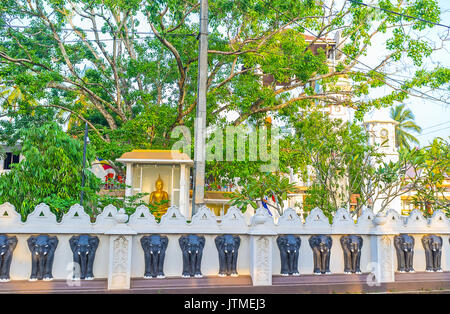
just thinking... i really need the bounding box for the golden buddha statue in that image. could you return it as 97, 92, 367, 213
149, 175, 169, 218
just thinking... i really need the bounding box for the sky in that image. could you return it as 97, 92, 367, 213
362, 0, 450, 148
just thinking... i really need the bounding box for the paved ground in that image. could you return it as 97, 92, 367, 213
1, 272, 450, 294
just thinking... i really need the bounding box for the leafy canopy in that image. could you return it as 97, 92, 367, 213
0, 0, 447, 165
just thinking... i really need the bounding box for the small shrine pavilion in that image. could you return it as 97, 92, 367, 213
116, 150, 193, 218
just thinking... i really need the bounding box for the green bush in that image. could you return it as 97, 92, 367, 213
0, 122, 102, 221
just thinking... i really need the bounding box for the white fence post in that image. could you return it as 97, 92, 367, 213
249, 207, 276, 286
371, 234, 396, 283
105, 208, 137, 290
371, 209, 403, 283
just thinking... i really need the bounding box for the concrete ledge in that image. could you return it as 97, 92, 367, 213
131, 276, 253, 290
1, 272, 450, 293
0, 279, 107, 294
270, 272, 450, 294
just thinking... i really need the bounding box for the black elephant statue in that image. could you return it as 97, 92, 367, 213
309, 235, 332, 275
27, 235, 58, 281
422, 235, 443, 272
340, 235, 363, 274
69, 235, 99, 280
394, 234, 415, 273
277, 235, 301, 276
179, 235, 205, 278
215, 235, 240, 277
0, 235, 18, 282
141, 234, 169, 279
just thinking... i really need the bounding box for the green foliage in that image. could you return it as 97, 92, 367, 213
205, 123, 277, 190
409, 137, 450, 215
280, 111, 379, 218
228, 172, 296, 215
0, 0, 448, 219
302, 183, 336, 221
96, 188, 151, 216
0, 0, 446, 160
0, 105, 60, 150
0, 122, 102, 221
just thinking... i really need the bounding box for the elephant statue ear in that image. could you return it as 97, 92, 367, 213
421, 236, 431, 249
69, 236, 79, 253
160, 236, 169, 248
89, 236, 100, 249
215, 235, 224, 249
410, 236, 415, 246
178, 236, 188, 248
276, 236, 287, 247
394, 236, 404, 250
140, 236, 149, 247
7, 236, 18, 250
295, 236, 301, 248
233, 235, 241, 249
358, 236, 363, 248
48, 236, 59, 249
341, 236, 351, 253
27, 236, 37, 251
340, 236, 349, 248
327, 236, 333, 247
198, 236, 206, 249
308, 236, 316, 248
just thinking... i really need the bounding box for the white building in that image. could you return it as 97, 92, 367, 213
363, 110, 400, 163
363, 110, 401, 214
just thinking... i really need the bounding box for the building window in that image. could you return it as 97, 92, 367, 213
3, 152, 20, 170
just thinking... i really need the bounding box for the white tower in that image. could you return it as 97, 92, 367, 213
363, 110, 401, 214
364, 110, 399, 163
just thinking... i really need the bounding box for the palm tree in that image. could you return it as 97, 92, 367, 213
390, 104, 422, 150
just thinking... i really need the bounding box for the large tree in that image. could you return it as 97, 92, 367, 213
0, 0, 448, 166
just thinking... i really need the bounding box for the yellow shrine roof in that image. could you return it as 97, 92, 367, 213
116, 150, 193, 165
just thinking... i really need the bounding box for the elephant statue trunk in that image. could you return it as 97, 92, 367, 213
223, 248, 235, 275
37, 255, 46, 279
188, 252, 198, 276
148, 249, 159, 278
78, 251, 88, 279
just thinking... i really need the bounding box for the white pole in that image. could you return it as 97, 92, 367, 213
192, 0, 208, 217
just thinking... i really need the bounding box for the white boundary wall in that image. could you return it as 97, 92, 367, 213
0, 202, 449, 289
